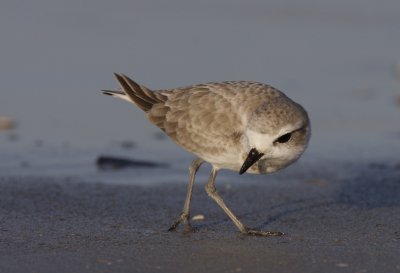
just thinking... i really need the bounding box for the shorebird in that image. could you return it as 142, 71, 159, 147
102, 73, 310, 236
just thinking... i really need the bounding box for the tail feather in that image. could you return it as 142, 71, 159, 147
119, 73, 159, 105
102, 90, 124, 96
101, 90, 133, 103
102, 73, 167, 112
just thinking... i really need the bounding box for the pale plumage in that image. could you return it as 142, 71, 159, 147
103, 73, 310, 236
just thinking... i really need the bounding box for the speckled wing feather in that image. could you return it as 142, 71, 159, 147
149, 82, 282, 159
149, 85, 236, 158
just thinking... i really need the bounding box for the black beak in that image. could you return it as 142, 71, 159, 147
239, 148, 264, 175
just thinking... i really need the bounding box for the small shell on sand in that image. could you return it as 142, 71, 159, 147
0, 117, 14, 130
192, 214, 205, 221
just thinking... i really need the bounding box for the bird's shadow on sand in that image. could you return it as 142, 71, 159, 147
192, 161, 400, 231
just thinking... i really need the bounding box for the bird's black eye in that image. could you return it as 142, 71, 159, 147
276, 133, 292, 143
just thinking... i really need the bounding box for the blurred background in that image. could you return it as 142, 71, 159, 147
0, 0, 399, 180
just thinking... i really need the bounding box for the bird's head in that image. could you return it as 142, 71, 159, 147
239, 98, 310, 174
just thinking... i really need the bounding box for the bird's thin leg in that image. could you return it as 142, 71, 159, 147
168, 158, 204, 232
205, 168, 284, 237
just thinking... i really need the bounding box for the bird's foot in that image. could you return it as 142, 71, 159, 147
168, 213, 194, 233
243, 227, 284, 237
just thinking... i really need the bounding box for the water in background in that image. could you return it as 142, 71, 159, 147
1, 0, 399, 182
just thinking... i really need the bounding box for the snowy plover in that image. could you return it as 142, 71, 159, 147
103, 73, 310, 236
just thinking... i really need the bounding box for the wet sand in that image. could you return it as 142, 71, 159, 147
1, 162, 399, 273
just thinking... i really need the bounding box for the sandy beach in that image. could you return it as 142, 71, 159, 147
1, 0, 400, 272
1, 160, 399, 273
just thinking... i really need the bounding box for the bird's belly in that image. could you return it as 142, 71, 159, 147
201, 152, 243, 172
